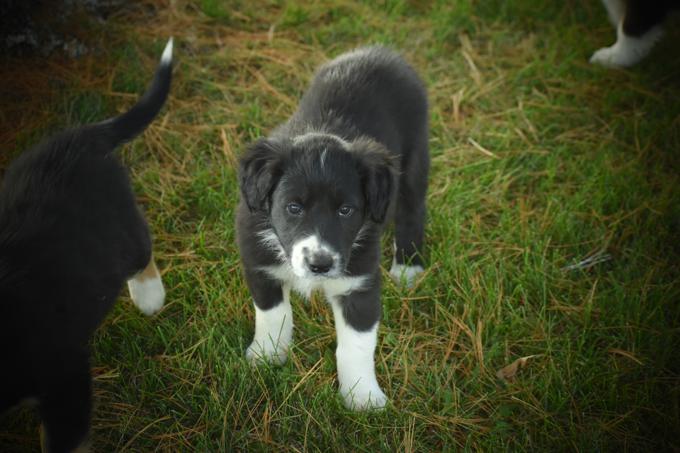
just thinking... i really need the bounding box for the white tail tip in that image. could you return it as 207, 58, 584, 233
161, 37, 173, 65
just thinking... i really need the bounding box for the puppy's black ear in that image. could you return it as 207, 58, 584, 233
352, 137, 399, 223
239, 139, 284, 212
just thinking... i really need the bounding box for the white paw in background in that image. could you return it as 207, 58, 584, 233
589, 45, 638, 68
127, 276, 165, 316
590, 24, 663, 68
340, 380, 388, 411
389, 259, 424, 288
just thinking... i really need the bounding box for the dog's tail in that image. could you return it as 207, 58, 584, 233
97, 37, 173, 149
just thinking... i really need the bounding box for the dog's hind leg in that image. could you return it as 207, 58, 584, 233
127, 255, 166, 316
390, 138, 429, 288
39, 353, 92, 453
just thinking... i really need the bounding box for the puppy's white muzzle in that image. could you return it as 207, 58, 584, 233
290, 235, 341, 278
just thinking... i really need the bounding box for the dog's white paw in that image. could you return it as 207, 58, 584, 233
246, 339, 289, 366
340, 382, 388, 411
590, 25, 662, 68
247, 301, 293, 366
590, 45, 637, 68
389, 261, 424, 288
127, 276, 165, 316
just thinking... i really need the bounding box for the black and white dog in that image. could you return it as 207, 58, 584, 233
590, 0, 679, 67
0, 39, 172, 452
236, 46, 429, 410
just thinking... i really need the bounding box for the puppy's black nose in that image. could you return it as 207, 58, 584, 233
306, 253, 334, 274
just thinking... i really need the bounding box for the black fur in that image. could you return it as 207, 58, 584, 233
0, 39, 172, 452
621, 0, 678, 37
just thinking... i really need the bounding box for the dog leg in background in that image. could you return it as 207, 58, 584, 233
590, 21, 663, 67
127, 257, 165, 316
590, 0, 666, 67
601, 0, 625, 26
389, 208, 425, 287
330, 293, 387, 410
39, 354, 92, 453
246, 280, 293, 366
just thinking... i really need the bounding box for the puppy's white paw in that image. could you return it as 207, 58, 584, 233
246, 339, 288, 366
340, 382, 388, 411
589, 45, 636, 68
389, 261, 424, 288
247, 301, 293, 366
590, 25, 662, 68
127, 276, 165, 316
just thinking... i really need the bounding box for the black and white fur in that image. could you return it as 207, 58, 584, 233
0, 38, 173, 452
236, 46, 429, 410
590, 0, 679, 67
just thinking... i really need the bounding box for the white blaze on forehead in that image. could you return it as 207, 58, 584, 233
290, 234, 339, 278
292, 131, 350, 149
320, 148, 328, 169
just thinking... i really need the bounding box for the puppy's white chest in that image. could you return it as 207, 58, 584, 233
258, 263, 368, 299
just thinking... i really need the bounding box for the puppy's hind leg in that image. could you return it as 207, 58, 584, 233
127, 255, 166, 316
390, 138, 429, 288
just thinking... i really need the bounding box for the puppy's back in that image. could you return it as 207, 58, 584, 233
317, 46, 422, 87
285, 46, 427, 154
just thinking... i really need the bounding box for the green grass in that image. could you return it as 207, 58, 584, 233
1, 0, 679, 451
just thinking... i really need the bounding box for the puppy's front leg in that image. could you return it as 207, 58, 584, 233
245, 272, 293, 366
330, 286, 387, 410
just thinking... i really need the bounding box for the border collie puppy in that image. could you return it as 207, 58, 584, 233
590, 0, 679, 67
236, 46, 429, 410
0, 38, 173, 452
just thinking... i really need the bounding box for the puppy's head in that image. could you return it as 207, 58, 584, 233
239, 134, 397, 279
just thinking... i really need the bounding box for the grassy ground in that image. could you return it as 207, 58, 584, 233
1, 0, 679, 451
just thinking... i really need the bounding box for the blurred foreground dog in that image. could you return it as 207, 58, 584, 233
590, 0, 679, 67
0, 38, 173, 452
237, 46, 429, 410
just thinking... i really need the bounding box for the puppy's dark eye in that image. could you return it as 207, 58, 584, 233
338, 205, 354, 217
286, 203, 303, 216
